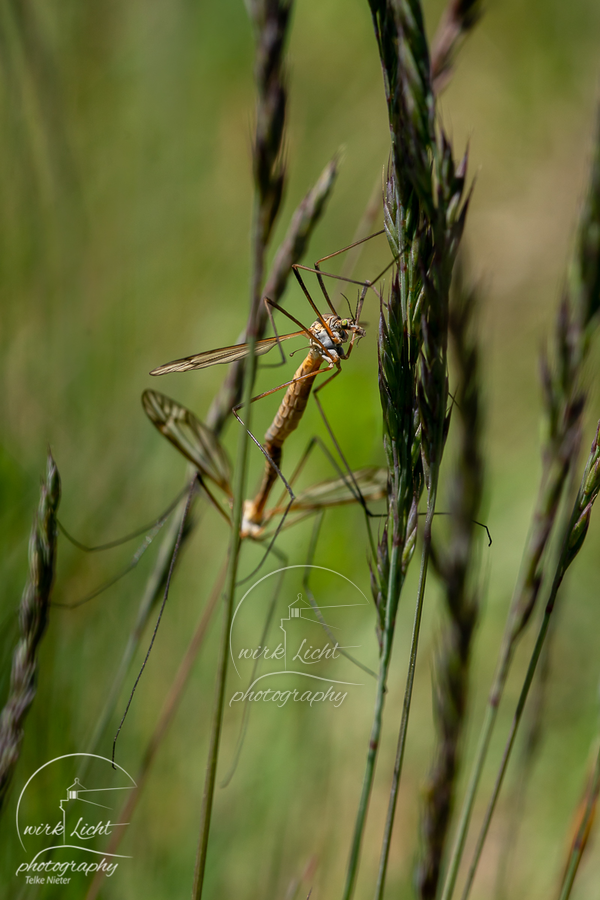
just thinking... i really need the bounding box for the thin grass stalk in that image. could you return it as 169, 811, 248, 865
342, 265, 420, 900
556, 735, 600, 900
0, 452, 61, 813
440, 110, 600, 900
79, 156, 338, 773
493, 627, 553, 900
415, 272, 483, 900
374, 500, 435, 900
192, 2, 293, 895
459, 420, 600, 899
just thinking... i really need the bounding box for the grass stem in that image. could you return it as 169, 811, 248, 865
375, 489, 437, 900
455, 421, 600, 899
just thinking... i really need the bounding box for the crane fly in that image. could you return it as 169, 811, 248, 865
149, 271, 370, 540
109, 236, 386, 762
142, 389, 386, 541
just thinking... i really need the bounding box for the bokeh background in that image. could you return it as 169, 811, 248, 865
1, 0, 600, 897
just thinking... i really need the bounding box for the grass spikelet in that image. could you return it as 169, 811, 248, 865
343, 4, 473, 898
0, 452, 61, 813
368, 0, 435, 226
249, 0, 292, 250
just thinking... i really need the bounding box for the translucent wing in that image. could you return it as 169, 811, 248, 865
269, 467, 388, 516
142, 390, 232, 496
290, 467, 387, 510
150, 330, 307, 376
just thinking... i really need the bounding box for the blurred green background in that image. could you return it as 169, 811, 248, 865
1, 0, 600, 897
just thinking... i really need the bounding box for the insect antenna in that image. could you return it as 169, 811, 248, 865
354, 283, 369, 326
339, 292, 354, 319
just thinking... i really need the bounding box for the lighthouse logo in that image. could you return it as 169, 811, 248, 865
15, 753, 135, 884
229, 565, 375, 710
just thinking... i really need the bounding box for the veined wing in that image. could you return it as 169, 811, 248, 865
150, 330, 307, 376
142, 390, 232, 496
291, 467, 388, 509
269, 467, 388, 516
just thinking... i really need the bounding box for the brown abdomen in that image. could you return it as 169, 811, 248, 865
241, 349, 323, 535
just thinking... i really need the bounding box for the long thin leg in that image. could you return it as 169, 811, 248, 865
232, 363, 336, 413
58, 485, 189, 552
302, 513, 377, 680
232, 366, 339, 584
195, 478, 233, 527
265, 435, 381, 530
292, 265, 374, 291
112, 474, 198, 765
311, 367, 380, 559
312, 230, 386, 316
265, 297, 338, 364
261, 296, 288, 368
269, 434, 331, 511
54, 517, 170, 610
221, 546, 288, 786
293, 264, 338, 319
313, 368, 367, 508
54, 488, 193, 610
294, 256, 394, 300
259, 436, 384, 596
316, 229, 386, 265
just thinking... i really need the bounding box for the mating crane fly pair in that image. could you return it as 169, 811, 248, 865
149, 241, 383, 540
